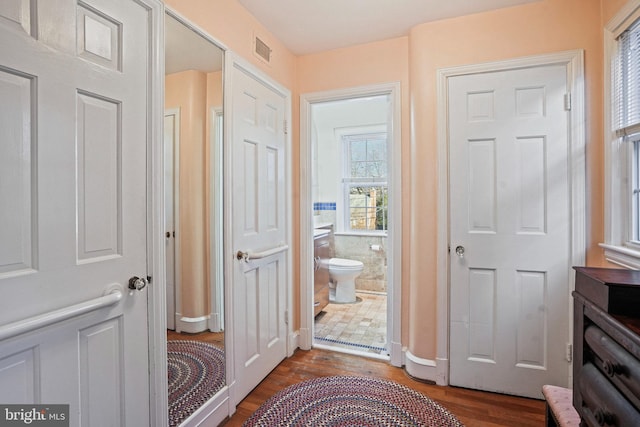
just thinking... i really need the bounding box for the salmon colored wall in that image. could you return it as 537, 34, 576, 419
169, 0, 625, 364
165, 70, 208, 319
603, 0, 630, 23
407, 0, 605, 360
164, 0, 296, 89
296, 36, 411, 344
164, 0, 300, 327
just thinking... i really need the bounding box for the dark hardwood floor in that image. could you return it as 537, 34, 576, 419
221, 348, 545, 427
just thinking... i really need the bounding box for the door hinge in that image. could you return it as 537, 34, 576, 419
564, 93, 571, 111
566, 343, 573, 363
283, 119, 288, 135
284, 310, 289, 325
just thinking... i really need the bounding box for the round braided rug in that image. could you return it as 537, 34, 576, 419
167, 340, 225, 427
243, 375, 464, 427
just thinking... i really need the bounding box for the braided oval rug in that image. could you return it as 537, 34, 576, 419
167, 340, 225, 427
243, 375, 464, 427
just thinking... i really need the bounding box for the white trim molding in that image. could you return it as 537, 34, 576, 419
601, 0, 640, 269
177, 315, 210, 333
436, 50, 586, 386
404, 350, 437, 382
299, 82, 403, 366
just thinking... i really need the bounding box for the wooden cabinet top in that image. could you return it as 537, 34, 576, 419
574, 266, 640, 318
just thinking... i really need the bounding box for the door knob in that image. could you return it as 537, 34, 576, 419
128, 276, 148, 291
455, 245, 465, 258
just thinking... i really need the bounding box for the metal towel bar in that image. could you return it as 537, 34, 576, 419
236, 243, 289, 262
0, 287, 123, 341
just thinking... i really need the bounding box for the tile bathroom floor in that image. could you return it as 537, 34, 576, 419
314, 291, 387, 356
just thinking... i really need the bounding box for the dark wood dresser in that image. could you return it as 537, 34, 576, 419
573, 267, 640, 426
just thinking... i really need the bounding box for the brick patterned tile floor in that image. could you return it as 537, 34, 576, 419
314, 291, 387, 356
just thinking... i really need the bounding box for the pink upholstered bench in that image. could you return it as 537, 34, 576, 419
542, 385, 581, 427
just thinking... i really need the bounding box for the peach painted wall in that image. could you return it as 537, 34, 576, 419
164, 0, 300, 326
297, 36, 411, 343
603, 0, 630, 23
164, 0, 296, 89
408, 0, 606, 359
165, 70, 208, 319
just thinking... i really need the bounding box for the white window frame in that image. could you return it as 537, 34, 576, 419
602, 0, 640, 268
335, 125, 388, 235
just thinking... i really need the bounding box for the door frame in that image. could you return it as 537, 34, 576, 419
435, 50, 586, 386
299, 82, 403, 367
223, 51, 294, 406
146, 1, 168, 426
151, 6, 234, 427
209, 106, 224, 332
164, 108, 181, 332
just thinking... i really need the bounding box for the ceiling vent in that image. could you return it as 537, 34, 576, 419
254, 36, 272, 63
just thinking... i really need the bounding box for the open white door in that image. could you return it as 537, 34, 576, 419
0, 0, 160, 424
228, 57, 290, 403
448, 63, 572, 398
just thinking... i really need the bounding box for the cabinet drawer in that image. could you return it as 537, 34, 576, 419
578, 363, 640, 426
314, 285, 329, 317
585, 325, 640, 406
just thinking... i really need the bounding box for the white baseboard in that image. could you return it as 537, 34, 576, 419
289, 329, 300, 356
404, 350, 437, 382
298, 327, 312, 350
176, 314, 209, 334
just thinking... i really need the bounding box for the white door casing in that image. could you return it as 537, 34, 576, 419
445, 54, 585, 398
0, 0, 163, 425
227, 55, 292, 405
298, 83, 403, 367
164, 109, 180, 331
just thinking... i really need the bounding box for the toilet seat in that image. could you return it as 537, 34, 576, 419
329, 258, 363, 270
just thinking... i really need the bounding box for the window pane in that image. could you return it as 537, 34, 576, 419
350, 140, 367, 161
351, 162, 367, 177
367, 138, 386, 161
348, 186, 388, 231
616, 18, 640, 131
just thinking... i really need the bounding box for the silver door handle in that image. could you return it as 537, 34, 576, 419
455, 245, 465, 258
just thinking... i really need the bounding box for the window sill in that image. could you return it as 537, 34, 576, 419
600, 243, 640, 270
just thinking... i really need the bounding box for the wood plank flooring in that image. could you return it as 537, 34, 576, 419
221, 348, 545, 427
167, 330, 224, 348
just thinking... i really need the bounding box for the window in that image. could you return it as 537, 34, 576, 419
342, 133, 388, 233
603, 4, 640, 267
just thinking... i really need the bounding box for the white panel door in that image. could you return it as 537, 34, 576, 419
0, 0, 157, 424
230, 63, 288, 403
448, 64, 571, 398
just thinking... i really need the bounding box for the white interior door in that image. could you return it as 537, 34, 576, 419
164, 109, 180, 331
0, 0, 157, 424
448, 64, 571, 398
230, 62, 289, 403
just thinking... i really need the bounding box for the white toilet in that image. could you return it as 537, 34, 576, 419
328, 258, 364, 303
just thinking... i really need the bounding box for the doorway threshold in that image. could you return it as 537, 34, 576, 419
313, 341, 390, 361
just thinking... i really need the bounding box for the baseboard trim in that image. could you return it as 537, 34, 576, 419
404, 350, 437, 382
289, 329, 300, 356
176, 315, 209, 334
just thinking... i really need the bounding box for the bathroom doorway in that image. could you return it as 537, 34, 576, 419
300, 84, 402, 366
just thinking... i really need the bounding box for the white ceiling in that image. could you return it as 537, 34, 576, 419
238, 0, 540, 55
165, 14, 224, 75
